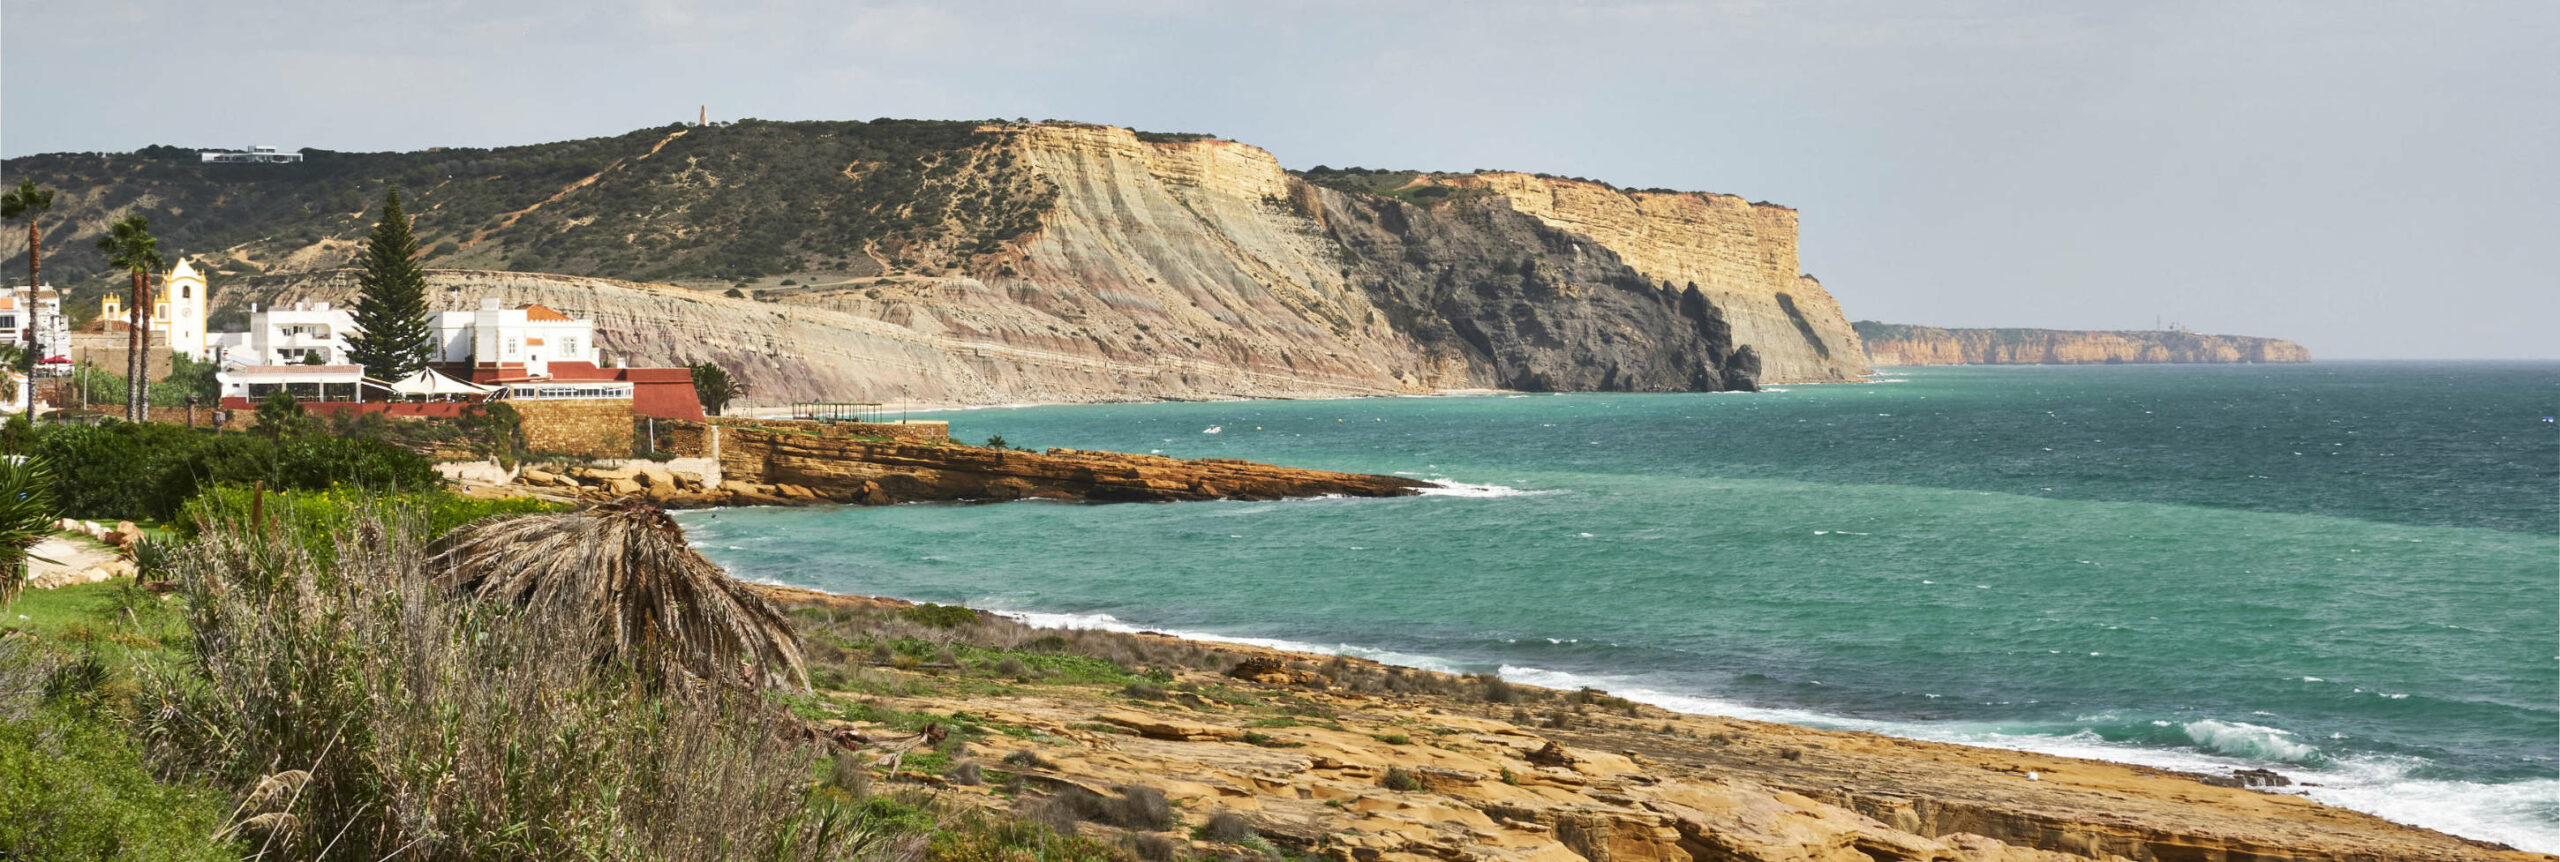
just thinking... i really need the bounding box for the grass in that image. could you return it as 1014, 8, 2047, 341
0, 584, 234, 861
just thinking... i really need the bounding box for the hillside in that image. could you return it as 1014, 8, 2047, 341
3, 119, 1867, 399
1855, 321, 2311, 366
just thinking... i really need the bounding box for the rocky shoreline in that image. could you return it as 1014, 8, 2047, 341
752, 583, 2552, 862
506, 439, 1430, 509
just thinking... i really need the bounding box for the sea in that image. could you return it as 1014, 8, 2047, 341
678, 362, 2560, 851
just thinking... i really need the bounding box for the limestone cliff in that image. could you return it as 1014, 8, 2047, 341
30, 120, 1865, 401
1420, 173, 1869, 383
207, 123, 1776, 404
1855, 321, 2311, 365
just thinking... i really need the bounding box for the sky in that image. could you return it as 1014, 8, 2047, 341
4, 1, 2554, 359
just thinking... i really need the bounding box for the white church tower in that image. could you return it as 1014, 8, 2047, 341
159, 257, 211, 360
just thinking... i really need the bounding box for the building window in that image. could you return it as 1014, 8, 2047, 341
182, 284, 192, 299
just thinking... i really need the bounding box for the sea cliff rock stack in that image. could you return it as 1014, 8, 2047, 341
10, 120, 1851, 404
1855, 322, 2311, 365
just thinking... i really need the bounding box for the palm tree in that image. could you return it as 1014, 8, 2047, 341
688, 361, 747, 416
95, 215, 163, 423
0, 456, 59, 607
1, 180, 56, 425
429, 498, 808, 690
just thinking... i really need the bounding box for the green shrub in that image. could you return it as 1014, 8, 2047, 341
1381, 766, 1424, 791
899, 603, 980, 629
27, 422, 442, 521
178, 486, 559, 562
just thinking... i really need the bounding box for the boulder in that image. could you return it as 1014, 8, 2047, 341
1228, 656, 1328, 688
583, 465, 642, 482
606, 478, 645, 497
636, 464, 677, 488
519, 468, 565, 487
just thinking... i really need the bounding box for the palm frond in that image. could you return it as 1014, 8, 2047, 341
0, 456, 59, 605
429, 498, 808, 690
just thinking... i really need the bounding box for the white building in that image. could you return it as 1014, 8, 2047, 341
0, 284, 71, 362
214, 364, 392, 402
201, 146, 303, 164
217, 301, 356, 366
436, 299, 598, 378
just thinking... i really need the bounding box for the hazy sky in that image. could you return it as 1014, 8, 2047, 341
5, 1, 2553, 358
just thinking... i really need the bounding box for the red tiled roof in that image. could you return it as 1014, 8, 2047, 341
519, 303, 575, 322
632, 378, 705, 421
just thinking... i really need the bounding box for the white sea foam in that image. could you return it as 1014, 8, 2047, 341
2183, 719, 2323, 763
1490, 662, 2557, 853
1417, 480, 1555, 498
954, 600, 2557, 853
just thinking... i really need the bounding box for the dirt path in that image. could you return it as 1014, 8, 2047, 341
27, 535, 124, 589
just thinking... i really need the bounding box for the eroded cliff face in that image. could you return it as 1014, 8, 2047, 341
1426, 173, 1870, 383
1315, 189, 1757, 392
218, 125, 1777, 405
1854, 322, 2311, 366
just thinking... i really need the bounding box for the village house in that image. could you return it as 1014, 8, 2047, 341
215, 301, 355, 366
435, 299, 596, 379
0, 283, 72, 365
210, 294, 703, 421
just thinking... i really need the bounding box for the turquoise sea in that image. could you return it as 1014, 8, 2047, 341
681, 362, 2559, 850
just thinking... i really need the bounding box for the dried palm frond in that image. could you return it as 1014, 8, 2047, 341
430, 498, 807, 690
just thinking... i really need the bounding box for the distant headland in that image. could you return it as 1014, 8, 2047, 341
1853, 321, 2310, 366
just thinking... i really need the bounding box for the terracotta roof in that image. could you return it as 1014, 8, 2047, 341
518, 303, 575, 322
525, 337, 545, 347
0, 297, 16, 311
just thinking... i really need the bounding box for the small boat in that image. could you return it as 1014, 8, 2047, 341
1203, 426, 1223, 434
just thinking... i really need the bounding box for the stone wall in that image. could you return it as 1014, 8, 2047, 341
68, 331, 172, 382
512, 398, 637, 458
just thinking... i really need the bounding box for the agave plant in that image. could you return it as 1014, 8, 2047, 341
0, 456, 58, 606
430, 498, 807, 690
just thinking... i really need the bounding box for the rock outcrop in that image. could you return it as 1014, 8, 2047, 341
713, 427, 1428, 505
1855, 321, 2311, 366
752, 586, 2550, 862
509, 422, 1428, 507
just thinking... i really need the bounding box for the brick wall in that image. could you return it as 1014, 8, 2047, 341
512, 399, 637, 458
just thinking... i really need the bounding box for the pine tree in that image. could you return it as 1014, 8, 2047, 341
345, 188, 435, 382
